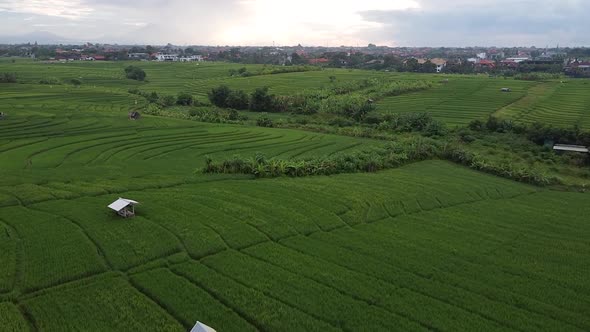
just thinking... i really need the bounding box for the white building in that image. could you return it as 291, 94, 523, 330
156, 54, 179, 61
505, 57, 530, 63
179, 55, 203, 62
156, 54, 202, 62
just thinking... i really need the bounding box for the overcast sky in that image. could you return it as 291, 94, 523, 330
0, 0, 588, 46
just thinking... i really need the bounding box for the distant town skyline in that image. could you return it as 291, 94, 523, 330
0, 0, 588, 47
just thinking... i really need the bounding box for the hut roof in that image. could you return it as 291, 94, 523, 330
190, 321, 216, 332
108, 198, 139, 212
553, 144, 589, 153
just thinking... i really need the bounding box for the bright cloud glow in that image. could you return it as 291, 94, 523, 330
219, 0, 419, 45
0, 0, 588, 46
0, 0, 94, 19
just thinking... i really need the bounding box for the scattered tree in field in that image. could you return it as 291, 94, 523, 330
70, 78, 82, 86
329, 75, 336, 83
147, 91, 159, 103
226, 90, 249, 110
159, 95, 176, 107
421, 60, 437, 73
124, 66, 146, 81
250, 87, 274, 112
176, 92, 194, 106
0, 72, 17, 83
404, 58, 420, 72
208, 85, 232, 107
39, 77, 60, 85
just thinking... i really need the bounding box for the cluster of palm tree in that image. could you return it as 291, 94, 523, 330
202, 137, 561, 186
202, 138, 441, 178
442, 146, 561, 186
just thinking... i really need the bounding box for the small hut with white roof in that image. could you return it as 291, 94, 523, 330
107, 198, 139, 218
190, 321, 216, 332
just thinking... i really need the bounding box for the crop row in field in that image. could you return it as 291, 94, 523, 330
377, 78, 533, 126
0, 302, 29, 331
495, 81, 590, 128
1, 159, 589, 331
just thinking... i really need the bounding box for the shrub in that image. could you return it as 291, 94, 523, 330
250, 87, 275, 112
468, 119, 485, 131
208, 85, 232, 107
226, 90, 249, 110
423, 120, 447, 137
176, 93, 194, 106
70, 78, 82, 86
144, 103, 163, 115
124, 66, 146, 81
147, 92, 159, 103
0, 72, 17, 83
320, 95, 375, 121
256, 114, 274, 127
159, 95, 176, 107
458, 130, 477, 143
39, 77, 60, 85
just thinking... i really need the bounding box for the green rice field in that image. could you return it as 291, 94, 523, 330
1, 59, 590, 331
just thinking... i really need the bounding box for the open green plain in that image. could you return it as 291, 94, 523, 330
1, 59, 589, 331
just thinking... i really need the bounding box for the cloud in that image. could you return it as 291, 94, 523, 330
360, 0, 590, 46
0, 0, 588, 46
0, 0, 94, 19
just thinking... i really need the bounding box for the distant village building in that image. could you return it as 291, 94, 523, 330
156, 54, 179, 61
179, 55, 203, 62
309, 58, 330, 65
416, 58, 447, 73
128, 53, 149, 60
430, 58, 447, 73
477, 59, 496, 69
83, 55, 106, 61
154, 54, 203, 62
505, 57, 530, 63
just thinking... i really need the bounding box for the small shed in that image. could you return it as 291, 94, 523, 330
553, 144, 589, 154
501, 88, 511, 92
128, 111, 141, 120
190, 321, 216, 332
108, 198, 139, 218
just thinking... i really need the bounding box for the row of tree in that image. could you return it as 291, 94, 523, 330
129, 89, 196, 107
208, 85, 274, 112
201, 137, 561, 186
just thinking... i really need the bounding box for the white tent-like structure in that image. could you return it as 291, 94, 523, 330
190, 321, 216, 332
107, 198, 139, 218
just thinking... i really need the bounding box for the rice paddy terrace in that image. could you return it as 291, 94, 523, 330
1, 59, 590, 331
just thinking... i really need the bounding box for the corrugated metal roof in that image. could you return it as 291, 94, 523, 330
553, 144, 589, 153
190, 321, 216, 332
107, 198, 139, 212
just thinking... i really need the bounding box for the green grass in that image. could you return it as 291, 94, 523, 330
377, 76, 534, 126
495, 80, 590, 127
0, 302, 29, 331
1, 59, 590, 331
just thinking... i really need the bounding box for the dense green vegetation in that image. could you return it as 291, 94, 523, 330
0, 58, 589, 331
